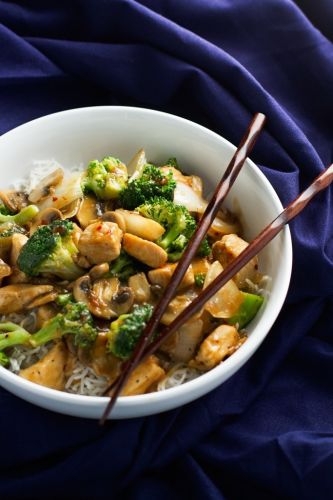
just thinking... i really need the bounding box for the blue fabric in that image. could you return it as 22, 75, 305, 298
0, 1, 333, 498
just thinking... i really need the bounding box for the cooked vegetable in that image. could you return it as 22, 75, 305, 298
83, 156, 127, 200
0, 300, 97, 355
0, 204, 39, 226
17, 219, 83, 280
194, 272, 206, 288
109, 250, 141, 281
138, 198, 210, 262
107, 304, 153, 360
227, 292, 264, 328
120, 164, 176, 210
0, 351, 9, 367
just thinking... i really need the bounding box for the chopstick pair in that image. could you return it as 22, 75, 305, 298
99, 112, 267, 424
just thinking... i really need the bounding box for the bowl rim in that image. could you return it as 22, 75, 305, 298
0, 106, 293, 412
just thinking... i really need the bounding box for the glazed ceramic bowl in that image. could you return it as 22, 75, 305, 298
0, 107, 292, 418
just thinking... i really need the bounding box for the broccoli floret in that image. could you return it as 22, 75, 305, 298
194, 273, 206, 288
0, 204, 13, 216
32, 301, 97, 349
106, 304, 153, 360
120, 164, 176, 210
138, 198, 211, 262
17, 219, 83, 280
0, 205, 39, 226
0, 301, 98, 357
83, 156, 128, 200
164, 157, 179, 169
109, 250, 142, 281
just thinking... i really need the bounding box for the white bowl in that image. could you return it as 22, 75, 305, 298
0, 107, 292, 419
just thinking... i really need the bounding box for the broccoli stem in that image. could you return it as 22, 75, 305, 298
0, 205, 39, 226
0, 323, 32, 351
0, 351, 10, 367
30, 317, 62, 347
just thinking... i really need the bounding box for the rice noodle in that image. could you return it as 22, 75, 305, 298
65, 361, 109, 396
157, 363, 200, 391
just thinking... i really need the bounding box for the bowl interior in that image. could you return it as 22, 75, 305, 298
0, 107, 292, 418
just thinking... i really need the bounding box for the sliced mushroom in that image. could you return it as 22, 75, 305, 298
120, 355, 165, 396
76, 195, 99, 229
148, 263, 194, 291
189, 325, 242, 371
111, 286, 134, 316
0, 284, 55, 314
123, 233, 168, 268
78, 221, 123, 265
29, 207, 63, 235
115, 209, 165, 241
28, 168, 64, 204
101, 210, 126, 231
0, 191, 28, 212
73, 274, 132, 319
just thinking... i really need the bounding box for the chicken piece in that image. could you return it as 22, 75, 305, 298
20, 342, 68, 390
89, 333, 121, 383
121, 355, 165, 396
115, 209, 165, 241
0, 284, 55, 314
128, 272, 151, 303
78, 221, 123, 265
212, 234, 258, 288
148, 263, 194, 291
161, 289, 199, 325
160, 318, 204, 362
189, 325, 241, 371
122, 233, 168, 268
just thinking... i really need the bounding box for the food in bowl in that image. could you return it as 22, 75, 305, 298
0, 149, 265, 397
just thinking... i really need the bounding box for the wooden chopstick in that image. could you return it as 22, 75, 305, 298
138, 162, 333, 361
99, 112, 266, 424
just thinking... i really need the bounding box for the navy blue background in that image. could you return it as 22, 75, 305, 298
0, 1, 333, 498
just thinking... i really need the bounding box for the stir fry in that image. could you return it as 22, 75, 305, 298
0, 150, 264, 395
